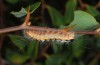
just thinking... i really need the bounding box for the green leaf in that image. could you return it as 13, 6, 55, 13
33, 42, 39, 60
86, 5, 100, 17
46, 52, 68, 65
6, 50, 29, 64
95, 14, 100, 22
29, 2, 41, 13
96, 37, 100, 48
11, 7, 27, 18
68, 10, 99, 31
64, 0, 77, 24
46, 5, 64, 27
89, 58, 99, 65
79, 61, 85, 65
11, 2, 41, 18
71, 36, 86, 58
6, 0, 19, 4
65, 56, 73, 65
27, 41, 37, 55
36, 62, 44, 65
51, 42, 63, 53
27, 41, 39, 60
8, 34, 29, 50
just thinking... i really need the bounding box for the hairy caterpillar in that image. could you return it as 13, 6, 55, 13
22, 7, 75, 43
23, 27, 75, 42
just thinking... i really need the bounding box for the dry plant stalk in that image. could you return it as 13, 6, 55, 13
0, 7, 99, 42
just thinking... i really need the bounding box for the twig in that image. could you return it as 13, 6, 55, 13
78, 0, 87, 10
89, 54, 100, 65
75, 31, 97, 35
0, 26, 23, 34
40, 0, 46, 22
0, 25, 99, 35
95, 0, 100, 8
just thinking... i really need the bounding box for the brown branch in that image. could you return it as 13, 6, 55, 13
78, 0, 87, 10
95, 1, 100, 8
75, 31, 97, 35
88, 54, 100, 65
40, 0, 46, 22
0, 26, 23, 34
0, 25, 99, 35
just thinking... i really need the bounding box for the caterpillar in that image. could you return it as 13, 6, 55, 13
23, 27, 75, 42
22, 7, 75, 43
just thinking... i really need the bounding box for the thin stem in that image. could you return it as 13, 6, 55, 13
95, 0, 100, 8
0, 25, 99, 35
41, 0, 45, 22
78, 0, 87, 10
0, 26, 23, 34
75, 31, 97, 34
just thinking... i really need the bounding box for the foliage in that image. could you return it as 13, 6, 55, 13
1, 0, 100, 65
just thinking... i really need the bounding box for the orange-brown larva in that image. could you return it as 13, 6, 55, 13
23, 27, 75, 43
